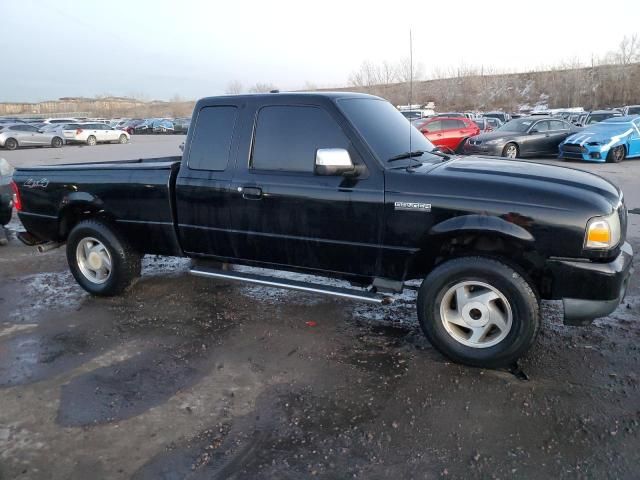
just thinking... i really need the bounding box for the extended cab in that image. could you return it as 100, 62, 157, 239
11, 93, 634, 368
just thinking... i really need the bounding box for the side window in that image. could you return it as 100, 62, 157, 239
425, 120, 443, 132
251, 106, 350, 173
550, 120, 567, 131
188, 106, 238, 171
441, 120, 459, 130
533, 121, 549, 132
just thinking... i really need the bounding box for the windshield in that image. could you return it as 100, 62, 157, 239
627, 106, 640, 115
496, 118, 532, 132
587, 113, 616, 124
338, 98, 437, 166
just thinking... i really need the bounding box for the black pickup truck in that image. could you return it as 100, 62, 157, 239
12, 93, 633, 368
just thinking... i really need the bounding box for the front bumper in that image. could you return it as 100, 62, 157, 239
559, 145, 608, 162
546, 242, 634, 325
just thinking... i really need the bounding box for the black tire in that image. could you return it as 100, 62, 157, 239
417, 256, 540, 368
606, 145, 626, 163
456, 138, 469, 154
66, 220, 141, 296
118, 134, 128, 144
51, 136, 63, 148
86, 135, 97, 146
4, 138, 18, 150
502, 142, 519, 159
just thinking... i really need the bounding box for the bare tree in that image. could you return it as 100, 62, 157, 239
617, 34, 640, 65
225, 80, 243, 94
248, 82, 278, 93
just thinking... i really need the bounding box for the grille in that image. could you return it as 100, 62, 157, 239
562, 144, 584, 153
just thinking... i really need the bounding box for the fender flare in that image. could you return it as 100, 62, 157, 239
428, 214, 535, 242
57, 192, 108, 235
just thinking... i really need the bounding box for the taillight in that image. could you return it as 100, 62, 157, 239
76, 128, 83, 134
10, 180, 22, 212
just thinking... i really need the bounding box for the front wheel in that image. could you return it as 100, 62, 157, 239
607, 145, 626, 163
502, 143, 519, 159
51, 136, 63, 148
118, 134, 128, 144
66, 220, 141, 296
4, 138, 18, 150
417, 257, 540, 368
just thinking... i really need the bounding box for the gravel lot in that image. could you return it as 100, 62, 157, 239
1, 136, 639, 479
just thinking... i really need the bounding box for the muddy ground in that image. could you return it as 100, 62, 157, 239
1, 141, 639, 479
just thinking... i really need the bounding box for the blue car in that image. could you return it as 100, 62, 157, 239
559, 116, 640, 162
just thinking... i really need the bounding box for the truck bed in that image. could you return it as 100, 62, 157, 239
14, 156, 183, 255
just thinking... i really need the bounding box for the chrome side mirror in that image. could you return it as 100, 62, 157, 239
315, 148, 355, 176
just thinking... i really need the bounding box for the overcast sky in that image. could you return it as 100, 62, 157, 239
2, 0, 639, 102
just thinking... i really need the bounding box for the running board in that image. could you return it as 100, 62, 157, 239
190, 267, 394, 305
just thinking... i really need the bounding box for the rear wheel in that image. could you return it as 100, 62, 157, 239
86, 135, 97, 146
417, 256, 540, 368
456, 138, 469, 154
502, 143, 519, 159
51, 136, 63, 148
607, 145, 626, 163
4, 138, 18, 150
118, 134, 128, 144
66, 220, 141, 296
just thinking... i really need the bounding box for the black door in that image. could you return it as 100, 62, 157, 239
228, 104, 384, 277
175, 105, 240, 256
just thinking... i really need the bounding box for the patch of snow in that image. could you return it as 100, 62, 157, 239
10, 271, 86, 321
141, 255, 190, 277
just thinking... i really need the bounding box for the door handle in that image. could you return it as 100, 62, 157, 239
239, 186, 263, 200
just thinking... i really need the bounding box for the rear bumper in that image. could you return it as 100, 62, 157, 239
546, 242, 634, 325
463, 142, 504, 156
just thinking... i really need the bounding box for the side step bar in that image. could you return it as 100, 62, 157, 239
190, 267, 394, 305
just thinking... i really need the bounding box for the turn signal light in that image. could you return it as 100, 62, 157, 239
585, 211, 621, 249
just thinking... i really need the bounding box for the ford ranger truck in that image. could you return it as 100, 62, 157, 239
11, 93, 633, 368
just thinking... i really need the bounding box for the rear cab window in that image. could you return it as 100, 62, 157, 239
188, 106, 238, 171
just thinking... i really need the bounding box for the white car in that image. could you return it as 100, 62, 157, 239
63, 123, 130, 146
43, 117, 79, 125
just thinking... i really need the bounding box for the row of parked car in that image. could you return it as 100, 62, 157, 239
411, 110, 640, 163
0, 116, 191, 150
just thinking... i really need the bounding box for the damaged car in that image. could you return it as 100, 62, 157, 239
559, 116, 640, 163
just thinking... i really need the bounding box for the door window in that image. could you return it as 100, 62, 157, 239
251, 106, 350, 173
425, 120, 443, 132
187, 106, 238, 171
532, 121, 550, 132
549, 120, 568, 131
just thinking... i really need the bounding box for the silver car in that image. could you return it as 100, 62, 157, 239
0, 123, 64, 150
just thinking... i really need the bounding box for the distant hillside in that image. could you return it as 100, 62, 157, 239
2, 63, 639, 117
0, 96, 194, 118
321, 63, 640, 112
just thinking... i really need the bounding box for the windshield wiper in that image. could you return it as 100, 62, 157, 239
387, 150, 426, 162
428, 149, 451, 161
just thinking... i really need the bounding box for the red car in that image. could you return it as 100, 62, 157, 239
412, 117, 480, 152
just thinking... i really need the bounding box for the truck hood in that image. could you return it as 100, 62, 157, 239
386, 156, 624, 258
429, 157, 620, 205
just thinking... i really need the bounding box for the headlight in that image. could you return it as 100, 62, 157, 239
486, 138, 503, 145
585, 211, 621, 249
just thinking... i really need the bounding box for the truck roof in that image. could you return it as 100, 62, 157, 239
197, 91, 381, 103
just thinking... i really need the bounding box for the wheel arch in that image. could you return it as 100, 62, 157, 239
408, 215, 545, 294
57, 192, 115, 240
